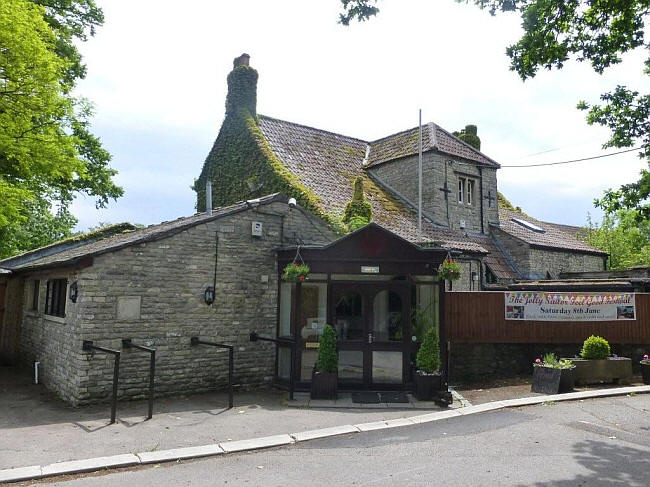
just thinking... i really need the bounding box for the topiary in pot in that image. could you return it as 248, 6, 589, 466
580, 335, 610, 360
414, 325, 442, 401
311, 324, 338, 399
570, 335, 632, 385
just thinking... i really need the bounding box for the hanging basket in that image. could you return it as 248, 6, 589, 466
283, 262, 310, 282
282, 245, 310, 282
438, 257, 461, 281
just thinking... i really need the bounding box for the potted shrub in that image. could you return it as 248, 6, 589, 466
311, 324, 338, 399
438, 258, 461, 282
531, 353, 576, 394
567, 335, 633, 385
282, 262, 309, 282
414, 325, 442, 400
641, 354, 650, 385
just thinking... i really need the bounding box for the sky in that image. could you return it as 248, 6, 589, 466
70, 0, 649, 231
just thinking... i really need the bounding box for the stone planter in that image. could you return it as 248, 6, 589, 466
310, 369, 337, 400
641, 362, 650, 385
531, 366, 575, 394
414, 371, 442, 401
567, 357, 633, 385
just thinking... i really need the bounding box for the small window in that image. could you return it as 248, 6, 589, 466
467, 179, 474, 205
45, 279, 67, 318
31, 280, 40, 311
458, 178, 465, 203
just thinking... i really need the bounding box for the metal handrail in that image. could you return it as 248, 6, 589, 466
82, 340, 120, 424
122, 339, 156, 419
190, 337, 234, 408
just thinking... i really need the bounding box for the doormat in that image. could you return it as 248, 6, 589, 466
379, 392, 409, 403
351, 392, 380, 404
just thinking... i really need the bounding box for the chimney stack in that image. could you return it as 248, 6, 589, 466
225, 53, 258, 117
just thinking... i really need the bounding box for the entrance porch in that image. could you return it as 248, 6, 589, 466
275, 223, 448, 392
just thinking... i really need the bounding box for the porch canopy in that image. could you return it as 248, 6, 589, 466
276, 223, 450, 391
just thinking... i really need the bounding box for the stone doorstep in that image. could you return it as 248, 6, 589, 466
2, 385, 649, 483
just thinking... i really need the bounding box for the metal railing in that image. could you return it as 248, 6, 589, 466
250, 332, 296, 400
82, 340, 120, 424
190, 337, 234, 409
122, 339, 156, 419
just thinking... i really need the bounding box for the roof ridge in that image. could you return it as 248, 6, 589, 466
258, 115, 368, 144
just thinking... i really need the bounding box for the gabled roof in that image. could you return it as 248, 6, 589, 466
367, 123, 500, 168
494, 208, 607, 255
258, 115, 493, 254
0, 194, 287, 273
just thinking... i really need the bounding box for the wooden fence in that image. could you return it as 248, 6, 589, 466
445, 291, 650, 344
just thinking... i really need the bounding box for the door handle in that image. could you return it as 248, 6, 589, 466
368, 333, 373, 344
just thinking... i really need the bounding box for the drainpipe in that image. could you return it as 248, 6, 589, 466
34, 361, 40, 384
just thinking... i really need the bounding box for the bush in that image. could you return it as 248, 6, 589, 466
315, 324, 338, 373
416, 325, 441, 374
580, 335, 611, 360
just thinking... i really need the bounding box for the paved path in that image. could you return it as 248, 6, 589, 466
0, 367, 447, 469
38, 394, 650, 487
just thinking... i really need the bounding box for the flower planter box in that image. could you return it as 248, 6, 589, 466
310, 370, 337, 400
641, 363, 650, 385
531, 366, 575, 394
414, 371, 442, 401
566, 357, 633, 385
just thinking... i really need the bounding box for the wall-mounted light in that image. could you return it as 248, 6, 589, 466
204, 286, 215, 305
69, 281, 78, 303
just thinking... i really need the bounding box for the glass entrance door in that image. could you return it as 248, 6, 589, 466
332, 283, 409, 389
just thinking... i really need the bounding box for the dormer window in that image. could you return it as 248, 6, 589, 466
458, 177, 475, 206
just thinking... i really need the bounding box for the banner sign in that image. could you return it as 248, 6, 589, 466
504, 292, 636, 321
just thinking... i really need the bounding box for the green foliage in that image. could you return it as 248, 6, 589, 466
452, 124, 481, 150
438, 258, 461, 281
535, 352, 574, 369
416, 325, 441, 373
585, 210, 650, 269
0, 0, 121, 258
342, 177, 373, 231
315, 324, 338, 373
282, 262, 310, 282
412, 305, 435, 343
339, 0, 379, 25
194, 62, 343, 234
340, 0, 650, 220
226, 65, 258, 118
580, 335, 611, 360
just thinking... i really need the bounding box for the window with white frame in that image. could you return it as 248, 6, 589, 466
458, 177, 475, 206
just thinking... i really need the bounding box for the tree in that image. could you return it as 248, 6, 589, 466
585, 210, 650, 270
0, 0, 122, 258
339, 0, 650, 218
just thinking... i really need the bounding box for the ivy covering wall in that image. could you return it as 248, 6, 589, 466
194, 62, 339, 231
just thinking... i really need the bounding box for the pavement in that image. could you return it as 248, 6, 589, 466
40, 393, 650, 487
1, 366, 649, 484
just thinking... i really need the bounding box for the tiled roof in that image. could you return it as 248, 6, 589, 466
0, 195, 286, 272
258, 116, 490, 253
495, 208, 607, 255
367, 123, 499, 168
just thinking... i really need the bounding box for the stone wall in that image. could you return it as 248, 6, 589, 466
489, 226, 605, 280
449, 342, 650, 384
368, 150, 499, 235
19, 271, 79, 401
528, 248, 605, 279
18, 202, 335, 405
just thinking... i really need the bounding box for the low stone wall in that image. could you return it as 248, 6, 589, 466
449, 342, 650, 384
